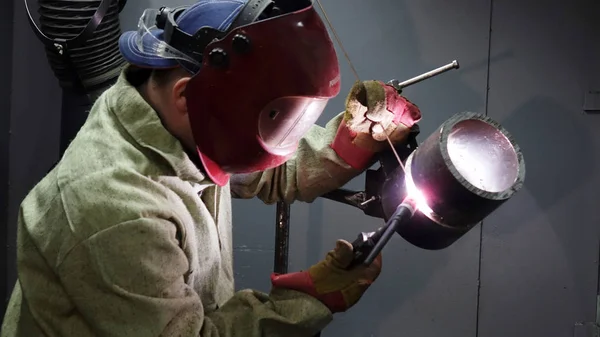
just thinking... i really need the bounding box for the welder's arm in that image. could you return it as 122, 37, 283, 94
55, 218, 332, 337
230, 80, 421, 204
231, 112, 361, 204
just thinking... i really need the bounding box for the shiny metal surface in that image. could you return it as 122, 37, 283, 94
381, 111, 526, 250
447, 119, 519, 193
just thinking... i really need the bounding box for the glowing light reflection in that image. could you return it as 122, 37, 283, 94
404, 160, 434, 218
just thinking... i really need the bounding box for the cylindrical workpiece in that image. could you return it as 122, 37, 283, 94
381, 111, 525, 250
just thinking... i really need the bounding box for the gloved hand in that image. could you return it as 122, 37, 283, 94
331, 80, 422, 169
271, 239, 382, 313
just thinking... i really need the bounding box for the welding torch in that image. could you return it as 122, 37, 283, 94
351, 198, 417, 267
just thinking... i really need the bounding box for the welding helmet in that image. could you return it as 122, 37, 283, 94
118, 0, 340, 186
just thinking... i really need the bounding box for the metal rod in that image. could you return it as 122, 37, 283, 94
274, 201, 291, 274
393, 60, 460, 89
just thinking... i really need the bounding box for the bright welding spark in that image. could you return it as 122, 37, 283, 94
377, 122, 432, 217
404, 160, 434, 218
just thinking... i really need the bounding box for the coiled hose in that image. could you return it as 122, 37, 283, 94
25, 0, 127, 154
38, 0, 127, 98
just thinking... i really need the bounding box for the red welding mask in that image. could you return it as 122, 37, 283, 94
150, 0, 340, 186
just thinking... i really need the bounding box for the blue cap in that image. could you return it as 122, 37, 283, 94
119, 0, 246, 69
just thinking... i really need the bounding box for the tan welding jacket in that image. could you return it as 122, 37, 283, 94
1, 67, 364, 337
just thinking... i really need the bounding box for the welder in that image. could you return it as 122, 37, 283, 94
1, 0, 421, 336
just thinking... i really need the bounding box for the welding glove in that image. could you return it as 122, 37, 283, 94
271, 239, 382, 313
331, 80, 422, 170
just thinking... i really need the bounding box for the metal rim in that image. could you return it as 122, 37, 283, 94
438, 111, 526, 201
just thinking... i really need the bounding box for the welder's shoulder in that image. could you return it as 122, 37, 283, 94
17, 160, 184, 296
54, 163, 181, 240
48, 139, 182, 242
27, 87, 186, 240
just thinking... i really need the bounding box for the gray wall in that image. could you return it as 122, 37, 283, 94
228, 1, 600, 337
481, 1, 600, 336
3, 0, 599, 336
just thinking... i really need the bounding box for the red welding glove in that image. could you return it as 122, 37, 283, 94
271, 239, 382, 313
331, 80, 422, 170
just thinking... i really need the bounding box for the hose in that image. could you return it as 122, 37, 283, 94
37, 0, 127, 99
25, 0, 128, 154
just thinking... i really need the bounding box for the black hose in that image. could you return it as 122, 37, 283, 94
26, 0, 128, 154
37, 0, 126, 95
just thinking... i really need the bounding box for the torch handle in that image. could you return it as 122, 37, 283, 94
349, 201, 417, 268
350, 227, 386, 267
363, 202, 416, 265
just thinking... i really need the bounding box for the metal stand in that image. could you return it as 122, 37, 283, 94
273, 201, 291, 274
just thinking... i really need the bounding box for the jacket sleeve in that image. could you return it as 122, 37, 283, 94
58, 217, 332, 337
230, 112, 367, 204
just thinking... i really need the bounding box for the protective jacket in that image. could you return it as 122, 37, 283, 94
1, 67, 364, 337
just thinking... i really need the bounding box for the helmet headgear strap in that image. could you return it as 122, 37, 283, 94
155, 0, 278, 68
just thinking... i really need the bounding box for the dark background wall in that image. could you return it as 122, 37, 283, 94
2, 0, 63, 321
3, 0, 600, 336
0, 0, 15, 317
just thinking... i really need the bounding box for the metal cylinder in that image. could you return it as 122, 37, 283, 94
380, 111, 525, 250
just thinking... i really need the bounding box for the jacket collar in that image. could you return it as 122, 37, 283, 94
106, 66, 209, 185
